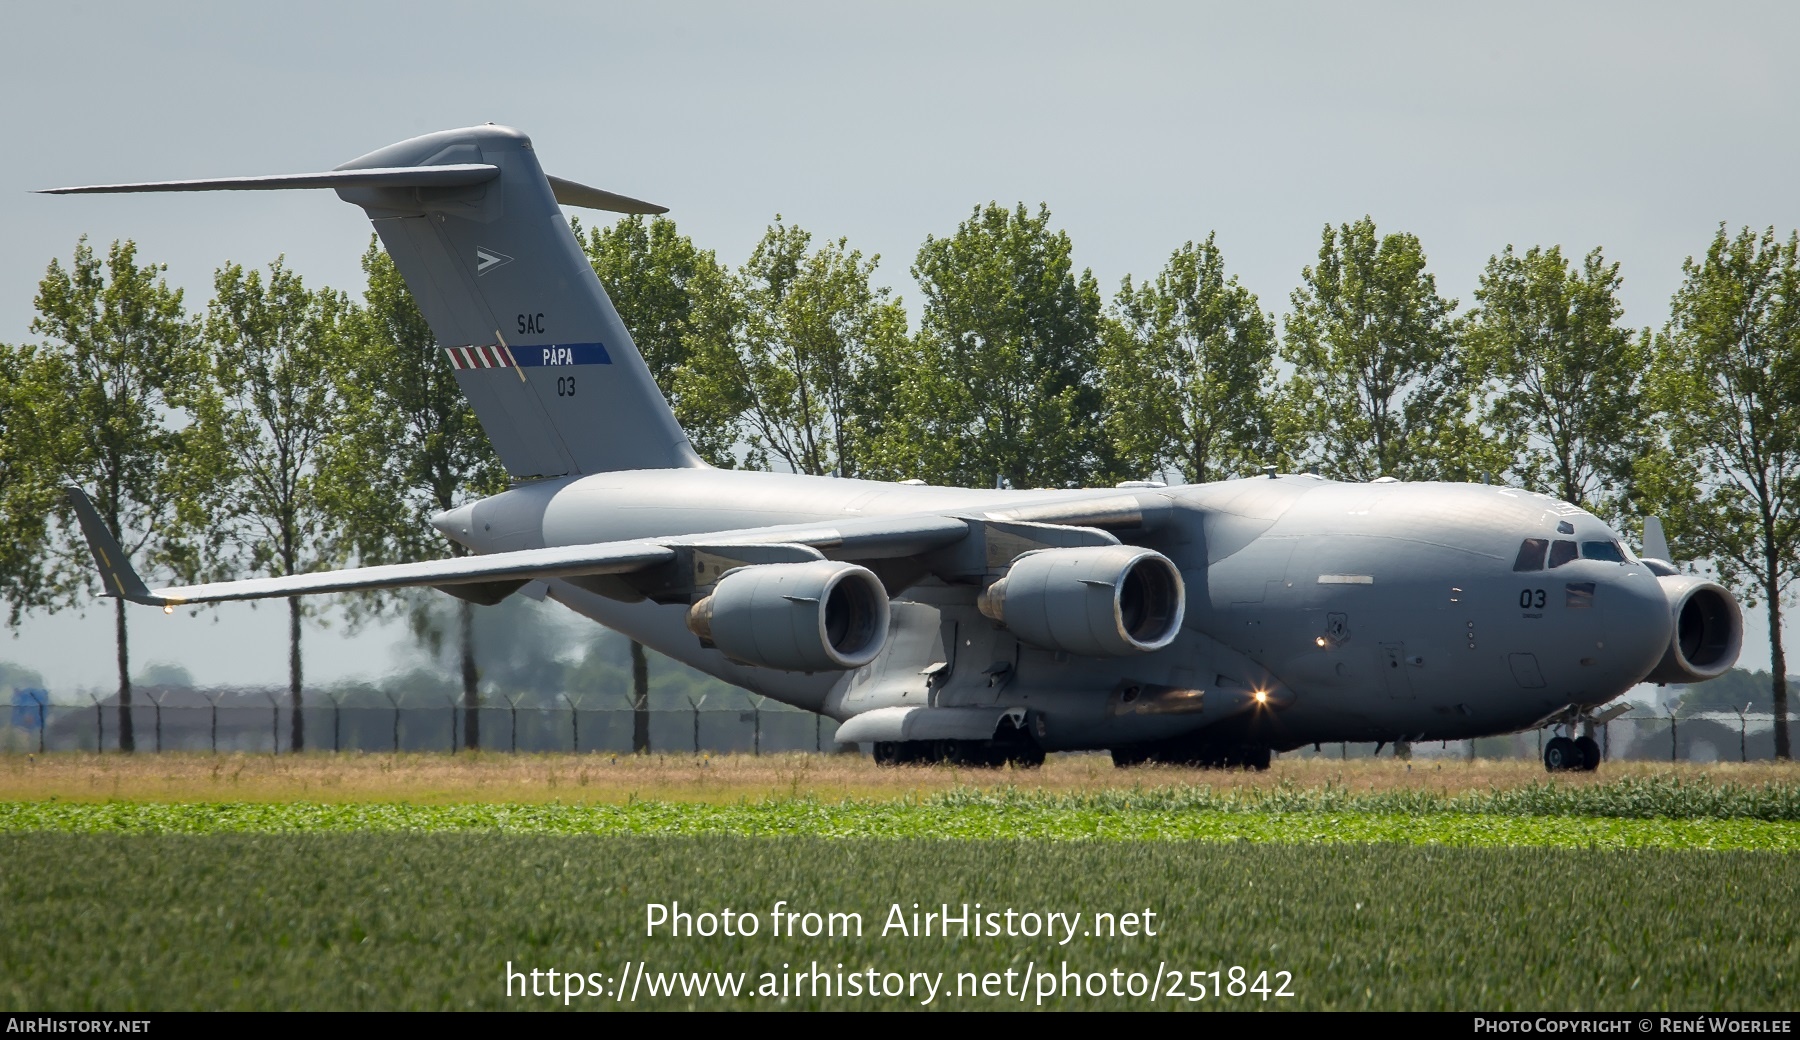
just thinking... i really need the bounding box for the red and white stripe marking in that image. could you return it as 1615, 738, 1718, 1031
444, 344, 519, 370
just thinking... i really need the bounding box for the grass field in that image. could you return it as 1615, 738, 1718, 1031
0, 835, 1794, 1010
2, 750, 1795, 803
0, 754, 1795, 1010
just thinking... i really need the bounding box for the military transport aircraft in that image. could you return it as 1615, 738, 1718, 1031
46, 124, 1744, 773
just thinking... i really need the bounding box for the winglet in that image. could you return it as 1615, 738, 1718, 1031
63, 487, 160, 604
1643, 516, 1673, 563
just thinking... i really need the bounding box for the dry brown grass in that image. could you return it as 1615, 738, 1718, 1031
0, 751, 1793, 804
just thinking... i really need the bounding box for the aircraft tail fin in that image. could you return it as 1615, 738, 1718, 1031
43, 125, 701, 479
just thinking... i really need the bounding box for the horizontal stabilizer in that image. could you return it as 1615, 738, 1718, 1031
38, 164, 500, 196
547, 175, 667, 214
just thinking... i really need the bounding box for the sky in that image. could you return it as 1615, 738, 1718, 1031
3, 1, 1798, 692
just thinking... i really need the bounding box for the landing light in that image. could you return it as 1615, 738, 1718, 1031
1314, 636, 1327, 647
162, 605, 173, 615
1253, 690, 1269, 705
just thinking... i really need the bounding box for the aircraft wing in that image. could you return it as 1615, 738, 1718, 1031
64, 486, 971, 607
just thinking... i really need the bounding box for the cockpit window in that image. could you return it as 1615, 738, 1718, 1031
1548, 539, 1579, 568
1580, 540, 1626, 563
1513, 538, 1549, 572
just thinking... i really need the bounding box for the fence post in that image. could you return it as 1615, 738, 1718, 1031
1670, 711, 1678, 764
327, 693, 341, 754
204, 691, 219, 754
146, 690, 163, 753
563, 693, 579, 754
260, 689, 280, 754
752, 697, 762, 757
447, 692, 458, 755
1738, 702, 1751, 763
688, 694, 703, 754
816, 712, 823, 752
382, 690, 401, 754
507, 693, 520, 754
89, 692, 103, 752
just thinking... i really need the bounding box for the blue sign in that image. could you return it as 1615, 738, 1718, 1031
10, 688, 47, 731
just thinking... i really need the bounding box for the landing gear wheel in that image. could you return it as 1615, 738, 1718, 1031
1574, 735, 1601, 772
1543, 736, 1578, 772
1241, 746, 1272, 772
1110, 748, 1150, 768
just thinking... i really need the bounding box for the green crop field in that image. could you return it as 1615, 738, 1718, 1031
0, 834, 1795, 1011
1, 773, 1798, 1011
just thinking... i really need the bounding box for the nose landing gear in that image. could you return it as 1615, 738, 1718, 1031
1543, 734, 1601, 772
1537, 704, 1625, 772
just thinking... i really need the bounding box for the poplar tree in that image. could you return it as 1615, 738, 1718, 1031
26, 238, 210, 750
869, 203, 1106, 489
1100, 235, 1280, 484
1467, 245, 1649, 517
1643, 225, 1800, 759
680, 218, 904, 478
200, 258, 353, 752
1283, 217, 1497, 482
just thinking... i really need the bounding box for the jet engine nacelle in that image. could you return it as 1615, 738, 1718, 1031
1642, 574, 1743, 684
977, 545, 1185, 657
686, 560, 889, 672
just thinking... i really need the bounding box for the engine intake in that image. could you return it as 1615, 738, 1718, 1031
686, 560, 889, 672
1642, 574, 1743, 684
977, 545, 1184, 657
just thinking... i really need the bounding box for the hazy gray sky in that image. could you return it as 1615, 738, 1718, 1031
4, 2, 1798, 690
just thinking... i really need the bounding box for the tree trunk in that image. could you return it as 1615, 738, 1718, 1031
631, 639, 650, 754
114, 597, 134, 752
289, 597, 304, 753
460, 600, 480, 750
1771, 589, 1792, 761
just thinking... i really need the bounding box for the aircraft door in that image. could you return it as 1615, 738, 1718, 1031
1379, 642, 1414, 699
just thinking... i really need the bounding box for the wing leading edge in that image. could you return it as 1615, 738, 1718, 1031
62, 487, 971, 607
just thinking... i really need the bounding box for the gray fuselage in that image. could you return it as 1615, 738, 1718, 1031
437, 469, 1672, 753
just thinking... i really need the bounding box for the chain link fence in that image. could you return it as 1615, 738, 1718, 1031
1, 688, 1793, 761
1288, 711, 1797, 764
1, 688, 845, 755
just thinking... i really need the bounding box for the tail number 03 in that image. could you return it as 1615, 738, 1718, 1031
556, 375, 576, 397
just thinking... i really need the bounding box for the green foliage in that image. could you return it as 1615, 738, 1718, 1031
865, 203, 1108, 488
20, 238, 214, 750
1468, 245, 1650, 520
675, 218, 905, 477
1283, 217, 1497, 482
1100, 235, 1280, 483
201, 259, 353, 581
1642, 225, 1800, 758
574, 215, 741, 467
29, 238, 213, 589
0, 341, 69, 625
